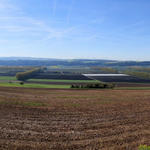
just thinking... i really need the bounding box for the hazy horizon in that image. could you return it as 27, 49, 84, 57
0, 0, 150, 60
0, 56, 149, 62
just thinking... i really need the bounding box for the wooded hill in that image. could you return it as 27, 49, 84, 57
0, 57, 150, 67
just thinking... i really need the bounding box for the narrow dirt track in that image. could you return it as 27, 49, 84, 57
0, 87, 150, 150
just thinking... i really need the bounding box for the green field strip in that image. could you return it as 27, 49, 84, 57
29, 79, 100, 83
0, 83, 70, 89
0, 76, 16, 81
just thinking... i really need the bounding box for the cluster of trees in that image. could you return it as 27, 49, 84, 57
133, 67, 150, 73
99, 67, 118, 74
71, 83, 115, 89
91, 67, 118, 74
124, 71, 150, 80
16, 68, 43, 81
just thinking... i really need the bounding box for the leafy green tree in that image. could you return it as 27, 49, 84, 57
124, 70, 150, 79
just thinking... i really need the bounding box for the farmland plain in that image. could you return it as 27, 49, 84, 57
0, 87, 150, 149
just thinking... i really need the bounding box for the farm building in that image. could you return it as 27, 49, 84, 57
82, 74, 150, 83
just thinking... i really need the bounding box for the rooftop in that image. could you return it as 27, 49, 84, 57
83, 74, 129, 77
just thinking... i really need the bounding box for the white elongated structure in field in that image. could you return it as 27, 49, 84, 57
83, 74, 129, 77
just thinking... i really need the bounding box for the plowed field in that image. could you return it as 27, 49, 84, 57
0, 87, 150, 150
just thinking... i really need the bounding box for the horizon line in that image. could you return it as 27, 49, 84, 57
0, 56, 149, 62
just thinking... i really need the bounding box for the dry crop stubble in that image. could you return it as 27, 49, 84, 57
0, 87, 150, 149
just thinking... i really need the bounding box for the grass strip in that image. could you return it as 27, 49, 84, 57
0, 82, 70, 89
0, 76, 16, 81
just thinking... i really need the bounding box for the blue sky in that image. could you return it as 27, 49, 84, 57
0, 0, 150, 60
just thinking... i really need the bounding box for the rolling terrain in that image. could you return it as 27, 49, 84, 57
0, 57, 150, 67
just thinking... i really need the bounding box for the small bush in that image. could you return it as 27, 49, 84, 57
139, 145, 150, 150
106, 83, 116, 89
71, 84, 75, 88
70, 83, 116, 89
20, 81, 24, 85
71, 84, 80, 88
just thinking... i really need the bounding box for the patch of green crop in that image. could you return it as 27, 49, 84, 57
0, 82, 70, 89
22, 101, 46, 107
139, 145, 150, 150
0, 76, 16, 81
0, 100, 46, 107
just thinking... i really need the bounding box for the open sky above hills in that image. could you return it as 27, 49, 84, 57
0, 0, 150, 60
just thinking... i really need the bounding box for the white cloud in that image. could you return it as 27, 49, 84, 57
0, 0, 104, 43
0, 0, 19, 12
0, 0, 80, 41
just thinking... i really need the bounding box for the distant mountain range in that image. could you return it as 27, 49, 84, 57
0, 57, 58, 60
0, 57, 149, 67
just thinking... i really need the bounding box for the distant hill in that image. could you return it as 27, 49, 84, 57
0, 57, 149, 67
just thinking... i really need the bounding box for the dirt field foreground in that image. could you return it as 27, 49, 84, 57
0, 87, 150, 150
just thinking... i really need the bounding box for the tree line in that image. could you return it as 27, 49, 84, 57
71, 83, 115, 89
16, 68, 43, 81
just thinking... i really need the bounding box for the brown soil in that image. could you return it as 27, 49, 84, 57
116, 82, 150, 87
0, 87, 150, 150
27, 81, 150, 87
